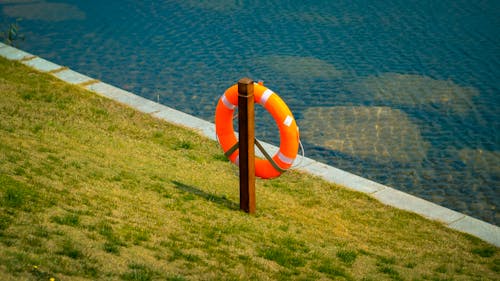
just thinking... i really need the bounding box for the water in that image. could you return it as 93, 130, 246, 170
1, 0, 498, 225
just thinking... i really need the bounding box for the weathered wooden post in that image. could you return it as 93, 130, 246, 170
237, 78, 256, 214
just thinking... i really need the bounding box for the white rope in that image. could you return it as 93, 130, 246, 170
291, 139, 305, 168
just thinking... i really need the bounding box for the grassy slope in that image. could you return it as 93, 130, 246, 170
0, 57, 498, 281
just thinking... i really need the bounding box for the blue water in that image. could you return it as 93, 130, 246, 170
1, 0, 499, 225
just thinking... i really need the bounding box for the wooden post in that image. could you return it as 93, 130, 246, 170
238, 78, 256, 214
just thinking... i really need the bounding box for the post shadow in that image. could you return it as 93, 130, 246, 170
171, 180, 239, 210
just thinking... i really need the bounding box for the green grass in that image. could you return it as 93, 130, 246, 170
0, 56, 498, 280
337, 249, 358, 265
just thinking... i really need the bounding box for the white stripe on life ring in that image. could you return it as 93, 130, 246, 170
260, 89, 273, 105
283, 115, 293, 127
221, 94, 235, 110
278, 151, 294, 164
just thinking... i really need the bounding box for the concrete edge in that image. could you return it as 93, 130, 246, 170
449, 216, 500, 246
22, 56, 62, 72
0, 43, 32, 60
1, 43, 498, 247
52, 68, 95, 85
372, 187, 465, 224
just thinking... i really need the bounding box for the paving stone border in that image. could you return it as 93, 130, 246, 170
1, 42, 498, 247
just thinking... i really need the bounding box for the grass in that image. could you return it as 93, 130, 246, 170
0, 56, 498, 280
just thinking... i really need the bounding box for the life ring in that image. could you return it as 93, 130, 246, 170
215, 82, 299, 179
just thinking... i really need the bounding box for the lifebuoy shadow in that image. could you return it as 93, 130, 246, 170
171, 180, 239, 210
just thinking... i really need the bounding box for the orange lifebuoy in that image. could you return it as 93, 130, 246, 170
215, 82, 299, 179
